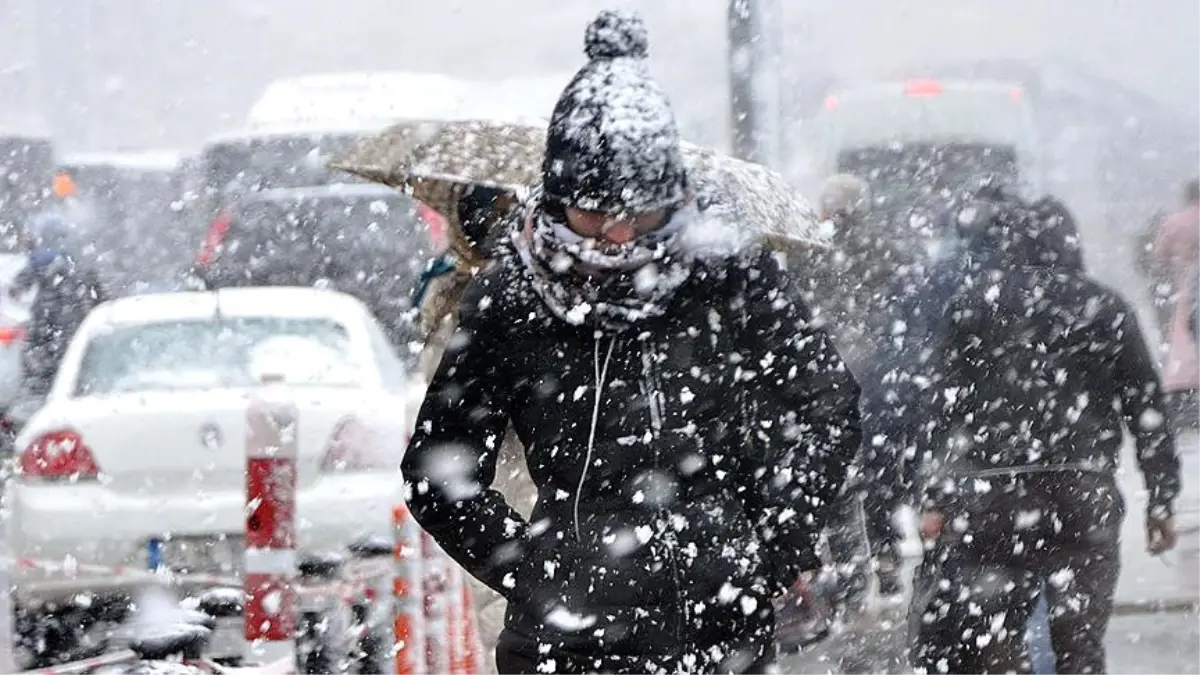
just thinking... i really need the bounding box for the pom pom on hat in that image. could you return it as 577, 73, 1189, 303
584, 10, 649, 60
542, 9, 685, 215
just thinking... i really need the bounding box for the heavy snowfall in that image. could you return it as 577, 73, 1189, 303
0, 1, 1195, 674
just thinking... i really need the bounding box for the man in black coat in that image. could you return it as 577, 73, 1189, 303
908, 189, 1180, 674
401, 10, 862, 675
12, 212, 107, 398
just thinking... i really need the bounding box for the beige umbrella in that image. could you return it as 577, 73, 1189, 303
329, 118, 540, 268
329, 118, 826, 249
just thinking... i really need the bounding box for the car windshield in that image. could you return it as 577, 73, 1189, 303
74, 317, 361, 396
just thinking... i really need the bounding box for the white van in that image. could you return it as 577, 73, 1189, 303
245, 70, 568, 130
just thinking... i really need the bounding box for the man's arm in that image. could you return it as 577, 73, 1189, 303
736, 249, 862, 592
9, 266, 35, 297
400, 268, 529, 598
1111, 302, 1180, 518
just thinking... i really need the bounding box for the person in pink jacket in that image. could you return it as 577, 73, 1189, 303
1156, 178, 1200, 283
1153, 179, 1199, 425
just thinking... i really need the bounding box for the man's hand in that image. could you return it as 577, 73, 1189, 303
773, 570, 818, 600
919, 510, 945, 542
1147, 516, 1178, 556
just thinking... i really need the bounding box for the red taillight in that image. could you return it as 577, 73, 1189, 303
19, 429, 101, 482
823, 94, 839, 110
0, 325, 27, 346
1009, 86, 1024, 101
904, 79, 943, 97
416, 202, 448, 254
195, 209, 234, 268
321, 417, 390, 473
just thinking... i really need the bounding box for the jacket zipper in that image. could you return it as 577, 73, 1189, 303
641, 342, 691, 660
573, 334, 616, 542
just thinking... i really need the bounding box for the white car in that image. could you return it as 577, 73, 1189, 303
8, 287, 415, 578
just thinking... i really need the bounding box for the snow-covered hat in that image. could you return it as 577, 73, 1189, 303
541, 10, 687, 216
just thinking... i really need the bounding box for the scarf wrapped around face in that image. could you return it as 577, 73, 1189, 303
513, 192, 696, 330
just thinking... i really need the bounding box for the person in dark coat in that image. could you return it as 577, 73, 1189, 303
11, 212, 107, 398
811, 173, 912, 608
907, 189, 1180, 674
401, 10, 862, 675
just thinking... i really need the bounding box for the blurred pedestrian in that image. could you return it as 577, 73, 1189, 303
1153, 179, 1200, 284
12, 212, 107, 398
1132, 209, 1172, 335
812, 173, 907, 611
401, 10, 861, 674
908, 189, 1180, 674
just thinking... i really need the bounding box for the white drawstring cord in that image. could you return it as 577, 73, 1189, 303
574, 335, 616, 541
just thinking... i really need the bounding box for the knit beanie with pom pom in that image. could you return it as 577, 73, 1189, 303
541, 10, 688, 217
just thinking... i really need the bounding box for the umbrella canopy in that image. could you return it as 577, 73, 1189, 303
329, 118, 826, 248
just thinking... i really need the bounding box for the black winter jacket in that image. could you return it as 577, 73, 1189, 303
917, 256, 1180, 518
402, 235, 861, 673
15, 258, 107, 397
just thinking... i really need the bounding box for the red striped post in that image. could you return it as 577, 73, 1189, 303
244, 374, 298, 669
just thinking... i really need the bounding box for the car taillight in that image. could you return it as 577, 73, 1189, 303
417, 202, 448, 254
19, 429, 101, 482
904, 79, 943, 97
195, 209, 234, 268
823, 94, 838, 110
320, 417, 390, 473
0, 325, 27, 346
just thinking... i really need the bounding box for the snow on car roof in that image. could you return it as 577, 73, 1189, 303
247, 71, 470, 126
87, 288, 371, 328
243, 70, 569, 135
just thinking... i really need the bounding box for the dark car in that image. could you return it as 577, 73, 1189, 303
0, 131, 56, 236
56, 150, 187, 292
191, 183, 443, 360
188, 124, 380, 235
804, 78, 1043, 260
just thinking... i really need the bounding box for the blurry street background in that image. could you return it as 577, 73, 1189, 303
0, 1, 1196, 672
2, 0, 1197, 295
1, 1, 1195, 152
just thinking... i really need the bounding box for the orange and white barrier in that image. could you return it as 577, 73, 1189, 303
392, 504, 426, 675
445, 562, 483, 674
391, 506, 485, 675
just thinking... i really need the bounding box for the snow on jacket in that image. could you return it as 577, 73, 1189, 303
15, 256, 107, 398
405, 189, 536, 675
402, 224, 861, 672
918, 205, 1180, 518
